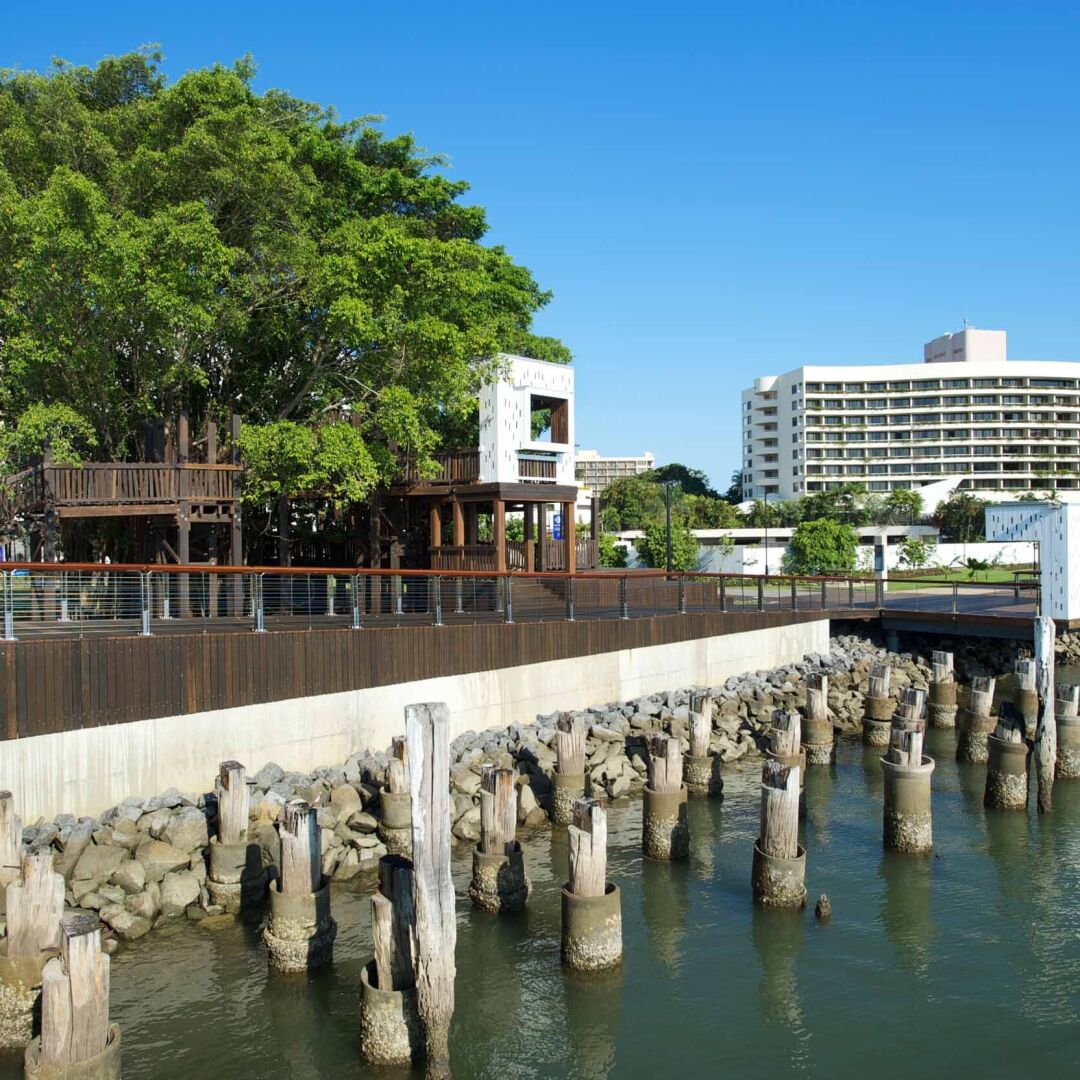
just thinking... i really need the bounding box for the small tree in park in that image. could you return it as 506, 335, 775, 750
782, 519, 859, 575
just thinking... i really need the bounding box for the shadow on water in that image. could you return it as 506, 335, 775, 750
879, 852, 935, 977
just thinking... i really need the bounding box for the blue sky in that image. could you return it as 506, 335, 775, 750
7, 1, 1080, 489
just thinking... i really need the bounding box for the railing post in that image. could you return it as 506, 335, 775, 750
619, 575, 629, 620
455, 574, 464, 614
254, 573, 266, 632
719, 577, 726, 612
791, 578, 798, 611
351, 574, 361, 630
875, 578, 884, 608
434, 576, 443, 626
820, 579, 827, 609
757, 577, 765, 612
504, 576, 514, 624
848, 579, 854, 608
140, 572, 152, 636
59, 570, 70, 623
394, 574, 403, 616
565, 576, 575, 622
951, 582, 958, 614
2, 572, 14, 641
677, 577, 686, 615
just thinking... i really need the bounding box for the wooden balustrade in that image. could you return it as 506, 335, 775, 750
401, 451, 480, 485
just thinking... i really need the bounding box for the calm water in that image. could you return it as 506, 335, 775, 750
4, 729, 1080, 1079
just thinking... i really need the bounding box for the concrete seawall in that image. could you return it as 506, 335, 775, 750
0, 619, 828, 820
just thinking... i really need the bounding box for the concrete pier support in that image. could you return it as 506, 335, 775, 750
882, 756, 934, 853
551, 772, 585, 826
682, 754, 722, 798
642, 786, 689, 860
1054, 684, 1080, 779
206, 837, 267, 914
359, 961, 423, 1067
561, 884, 623, 972
377, 791, 412, 857
751, 841, 807, 910
985, 716, 1030, 810
264, 880, 337, 973
957, 677, 996, 765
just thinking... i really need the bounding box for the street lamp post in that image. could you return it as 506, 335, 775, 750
762, 491, 770, 577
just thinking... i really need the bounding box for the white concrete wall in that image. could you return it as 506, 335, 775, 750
0, 620, 829, 822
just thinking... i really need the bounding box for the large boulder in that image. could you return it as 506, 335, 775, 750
135, 839, 191, 883
162, 807, 209, 853
101, 906, 153, 942
110, 859, 146, 896
72, 844, 128, 886
125, 882, 161, 921
160, 870, 200, 918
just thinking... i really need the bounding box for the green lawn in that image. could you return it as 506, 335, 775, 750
884, 567, 1029, 591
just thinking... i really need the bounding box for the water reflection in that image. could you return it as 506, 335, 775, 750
860, 745, 884, 801
640, 857, 690, 971
563, 963, 622, 1079
803, 764, 835, 848
879, 852, 934, 977
687, 796, 717, 879
983, 806, 1033, 902
750, 907, 808, 1071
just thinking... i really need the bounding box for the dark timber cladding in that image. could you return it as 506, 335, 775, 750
0, 611, 825, 741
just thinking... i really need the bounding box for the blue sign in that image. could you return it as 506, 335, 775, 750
552, 513, 563, 541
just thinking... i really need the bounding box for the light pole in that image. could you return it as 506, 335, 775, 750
762, 491, 770, 577
661, 480, 678, 573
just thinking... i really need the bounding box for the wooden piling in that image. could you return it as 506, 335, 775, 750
406, 702, 456, 1079
552, 714, 587, 826
1014, 655, 1039, 738
684, 692, 721, 797
1034, 616, 1056, 813
1054, 682, 1080, 779
264, 799, 336, 973
985, 705, 1030, 811
469, 768, 529, 912
929, 650, 959, 728
767, 711, 807, 816
882, 705, 933, 853
752, 758, 806, 908
862, 662, 894, 745
0, 792, 21, 889
26, 914, 120, 1078
643, 735, 689, 859
361, 855, 422, 1067
957, 675, 997, 764
1, 849, 64, 1051
802, 674, 834, 764
208, 760, 267, 913
562, 798, 621, 971
379, 736, 413, 857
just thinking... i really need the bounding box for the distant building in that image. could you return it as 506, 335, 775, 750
575, 449, 656, 494
740, 327, 1080, 501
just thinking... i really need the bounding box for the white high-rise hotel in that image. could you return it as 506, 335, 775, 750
740, 327, 1080, 501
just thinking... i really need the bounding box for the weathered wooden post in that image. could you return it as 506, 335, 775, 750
24, 914, 120, 1079
405, 702, 456, 1079
985, 706, 1030, 811
1054, 683, 1080, 779
683, 692, 722, 797
956, 676, 997, 765
552, 714, 587, 826
378, 736, 412, 857
264, 799, 336, 973
0, 850, 63, 1050
642, 734, 689, 860
360, 855, 423, 1067
862, 662, 894, 746
768, 711, 807, 807
0, 792, 20, 893
801, 674, 834, 765
561, 798, 622, 971
207, 761, 267, 913
928, 651, 958, 729
752, 758, 806, 909
1014, 656, 1039, 738
1034, 616, 1057, 814
881, 701, 934, 853
468, 767, 530, 912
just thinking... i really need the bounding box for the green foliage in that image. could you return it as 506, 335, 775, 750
964, 556, 991, 580
598, 532, 628, 568
932, 492, 985, 542
599, 473, 667, 531
721, 469, 744, 504
885, 488, 924, 524
638, 518, 700, 571
680, 493, 743, 529
1, 403, 98, 467
649, 463, 718, 498
236, 420, 378, 507
0, 49, 565, 503
897, 536, 934, 570
782, 519, 859, 575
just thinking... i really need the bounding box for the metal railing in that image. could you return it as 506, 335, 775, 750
0, 564, 1040, 640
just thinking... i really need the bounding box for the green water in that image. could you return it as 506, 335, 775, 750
5, 729, 1080, 1079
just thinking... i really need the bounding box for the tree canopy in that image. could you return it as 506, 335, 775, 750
932, 492, 985, 542
782, 518, 859, 575
0, 48, 566, 500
